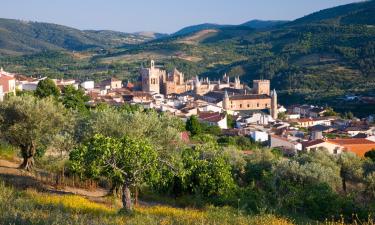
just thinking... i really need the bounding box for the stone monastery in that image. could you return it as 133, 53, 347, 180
139, 60, 277, 119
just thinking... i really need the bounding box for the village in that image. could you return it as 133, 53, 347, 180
1, 60, 375, 157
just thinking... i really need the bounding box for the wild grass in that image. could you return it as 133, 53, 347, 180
0, 180, 373, 225
0, 141, 18, 161
0, 180, 295, 225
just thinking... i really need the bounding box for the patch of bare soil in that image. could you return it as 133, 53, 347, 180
0, 159, 108, 198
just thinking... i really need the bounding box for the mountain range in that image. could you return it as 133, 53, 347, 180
0, 18, 289, 56
0, 0, 374, 115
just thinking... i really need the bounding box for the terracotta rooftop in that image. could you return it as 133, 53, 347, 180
327, 138, 375, 145
327, 138, 375, 157
14, 74, 36, 82
291, 118, 314, 123
302, 139, 326, 148
0, 74, 15, 81
198, 111, 225, 123
229, 94, 270, 100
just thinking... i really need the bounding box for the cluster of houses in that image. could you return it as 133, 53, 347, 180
0, 67, 80, 99
1, 61, 375, 157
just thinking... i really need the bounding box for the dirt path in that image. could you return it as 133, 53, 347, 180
0, 159, 108, 198
0, 158, 172, 208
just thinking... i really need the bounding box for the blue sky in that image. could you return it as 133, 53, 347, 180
1, 0, 362, 33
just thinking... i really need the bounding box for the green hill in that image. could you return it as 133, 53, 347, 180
289, 0, 375, 25
93, 1, 374, 114
172, 20, 288, 37
240, 19, 288, 29
0, 18, 157, 55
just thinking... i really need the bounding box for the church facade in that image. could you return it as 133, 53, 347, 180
223, 80, 278, 119
140, 60, 243, 96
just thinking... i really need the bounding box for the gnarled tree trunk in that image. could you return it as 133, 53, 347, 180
122, 182, 132, 212
20, 141, 36, 171
340, 168, 347, 193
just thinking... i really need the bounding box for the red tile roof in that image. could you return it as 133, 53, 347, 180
327, 138, 375, 145
198, 112, 225, 123
327, 138, 375, 157
303, 139, 326, 148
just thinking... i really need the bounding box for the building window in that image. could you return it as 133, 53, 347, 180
247, 104, 250, 107
240, 104, 242, 108
257, 103, 259, 107
265, 103, 268, 107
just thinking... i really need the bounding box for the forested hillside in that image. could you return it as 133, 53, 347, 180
0, 18, 157, 55
92, 0, 374, 113
0, 1, 374, 114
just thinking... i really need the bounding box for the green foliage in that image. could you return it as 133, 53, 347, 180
0, 141, 18, 161
70, 134, 157, 184
0, 95, 72, 170
61, 85, 89, 112
70, 134, 158, 210
323, 107, 338, 117
342, 111, 354, 120
365, 149, 375, 162
186, 115, 202, 136
277, 112, 287, 120
337, 152, 364, 192
35, 78, 60, 98
217, 136, 256, 150
226, 114, 236, 128
201, 123, 222, 136
181, 146, 236, 200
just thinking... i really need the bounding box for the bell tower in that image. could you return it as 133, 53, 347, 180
253, 80, 270, 96
271, 89, 278, 119
223, 90, 230, 110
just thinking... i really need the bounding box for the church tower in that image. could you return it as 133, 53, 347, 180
253, 80, 270, 96
271, 89, 278, 119
194, 76, 201, 95
234, 76, 241, 89
223, 90, 230, 110
140, 60, 167, 94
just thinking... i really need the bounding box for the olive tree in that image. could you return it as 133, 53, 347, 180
0, 95, 71, 170
69, 134, 158, 212
34, 78, 60, 98
337, 152, 364, 192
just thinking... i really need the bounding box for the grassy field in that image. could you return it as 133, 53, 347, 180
1, 179, 374, 225
0, 180, 295, 225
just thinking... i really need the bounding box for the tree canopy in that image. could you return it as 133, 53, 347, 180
69, 134, 158, 211
0, 95, 72, 170
34, 78, 60, 98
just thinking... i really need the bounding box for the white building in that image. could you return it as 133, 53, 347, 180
198, 112, 228, 129
81, 81, 95, 90
250, 130, 269, 143
270, 135, 302, 151
278, 105, 287, 113
286, 114, 300, 120
199, 104, 224, 113
236, 112, 275, 128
